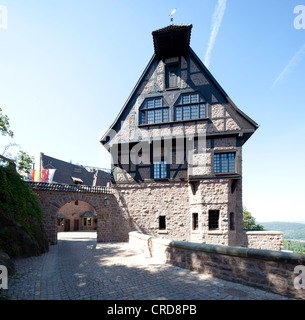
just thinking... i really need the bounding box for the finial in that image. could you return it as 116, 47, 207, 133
169, 8, 176, 24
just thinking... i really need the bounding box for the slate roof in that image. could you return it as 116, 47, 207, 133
27, 182, 112, 194
80, 211, 96, 217
41, 153, 111, 187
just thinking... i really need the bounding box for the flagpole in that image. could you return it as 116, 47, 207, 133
39, 152, 43, 182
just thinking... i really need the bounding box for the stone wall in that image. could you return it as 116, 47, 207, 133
129, 231, 305, 299
108, 181, 191, 242
244, 231, 284, 251
96, 181, 283, 250
30, 183, 111, 244
29, 183, 284, 251
188, 178, 243, 247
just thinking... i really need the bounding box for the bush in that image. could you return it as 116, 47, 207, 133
0, 165, 43, 237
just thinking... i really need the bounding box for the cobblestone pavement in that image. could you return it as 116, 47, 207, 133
5, 231, 291, 300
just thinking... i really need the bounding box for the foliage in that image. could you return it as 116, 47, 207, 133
283, 240, 305, 254
243, 207, 264, 230
0, 165, 43, 236
16, 151, 34, 175
0, 107, 14, 138
0, 108, 34, 176
261, 221, 305, 240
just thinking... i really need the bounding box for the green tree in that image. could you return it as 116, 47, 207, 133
243, 207, 264, 230
0, 108, 34, 175
0, 107, 14, 138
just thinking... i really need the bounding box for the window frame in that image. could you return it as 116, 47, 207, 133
139, 97, 169, 125
230, 212, 235, 231
208, 210, 220, 231
192, 213, 199, 231
214, 152, 236, 174
165, 63, 179, 89
174, 93, 206, 121
153, 160, 168, 179
159, 216, 166, 230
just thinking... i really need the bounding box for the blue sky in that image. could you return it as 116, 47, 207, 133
0, 0, 304, 223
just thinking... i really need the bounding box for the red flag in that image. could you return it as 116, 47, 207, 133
41, 169, 49, 182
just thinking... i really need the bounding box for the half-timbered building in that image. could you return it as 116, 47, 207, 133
100, 24, 259, 246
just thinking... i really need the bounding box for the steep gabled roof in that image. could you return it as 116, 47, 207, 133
100, 25, 258, 147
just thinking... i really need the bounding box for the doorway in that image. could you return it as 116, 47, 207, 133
74, 219, 79, 231
64, 219, 70, 231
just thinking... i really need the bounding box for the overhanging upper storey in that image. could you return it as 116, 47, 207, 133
152, 24, 193, 58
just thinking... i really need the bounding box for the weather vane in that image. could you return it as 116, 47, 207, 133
169, 8, 176, 24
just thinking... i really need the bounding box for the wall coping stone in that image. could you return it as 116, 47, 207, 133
244, 231, 284, 235
129, 231, 305, 265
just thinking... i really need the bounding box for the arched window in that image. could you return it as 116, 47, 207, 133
174, 93, 205, 121
139, 97, 169, 125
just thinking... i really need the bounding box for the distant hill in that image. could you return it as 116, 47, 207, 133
260, 221, 305, 240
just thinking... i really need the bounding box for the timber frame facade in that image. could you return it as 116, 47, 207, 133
100, 24, 259, 246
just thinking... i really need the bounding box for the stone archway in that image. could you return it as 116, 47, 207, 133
27, 182, 112, 245
57, 200, 97, 232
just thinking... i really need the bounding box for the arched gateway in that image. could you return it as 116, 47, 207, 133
27, 182, 112, 244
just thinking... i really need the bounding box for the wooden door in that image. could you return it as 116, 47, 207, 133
64, 219, 70, 231
74, 219, 79, 231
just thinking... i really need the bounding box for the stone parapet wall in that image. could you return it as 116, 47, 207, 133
129, 231, 305, 299
244, 231, 284, 251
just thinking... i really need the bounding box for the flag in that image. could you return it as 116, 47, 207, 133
41, 169, 49, 182
47, 169, 56, 183
31, 170, 40, 182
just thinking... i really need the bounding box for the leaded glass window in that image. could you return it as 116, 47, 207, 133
174, 93, 206, 121
214, 153, 235, 174
140, 97, 169, 125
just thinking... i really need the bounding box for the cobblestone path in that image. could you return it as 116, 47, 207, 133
6, 231, 290, 300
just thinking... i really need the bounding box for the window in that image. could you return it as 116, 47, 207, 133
192, 213, 199, 231
140, 97, 169, 125
166, 64, 178, 88
230, 212, 235, 231
175, 93, 205, 121
83, 218, 92, 226
214, 153, 235, 174
159, 216, 166, 230
209, 210, 219, 230
153, 161, 168, 179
